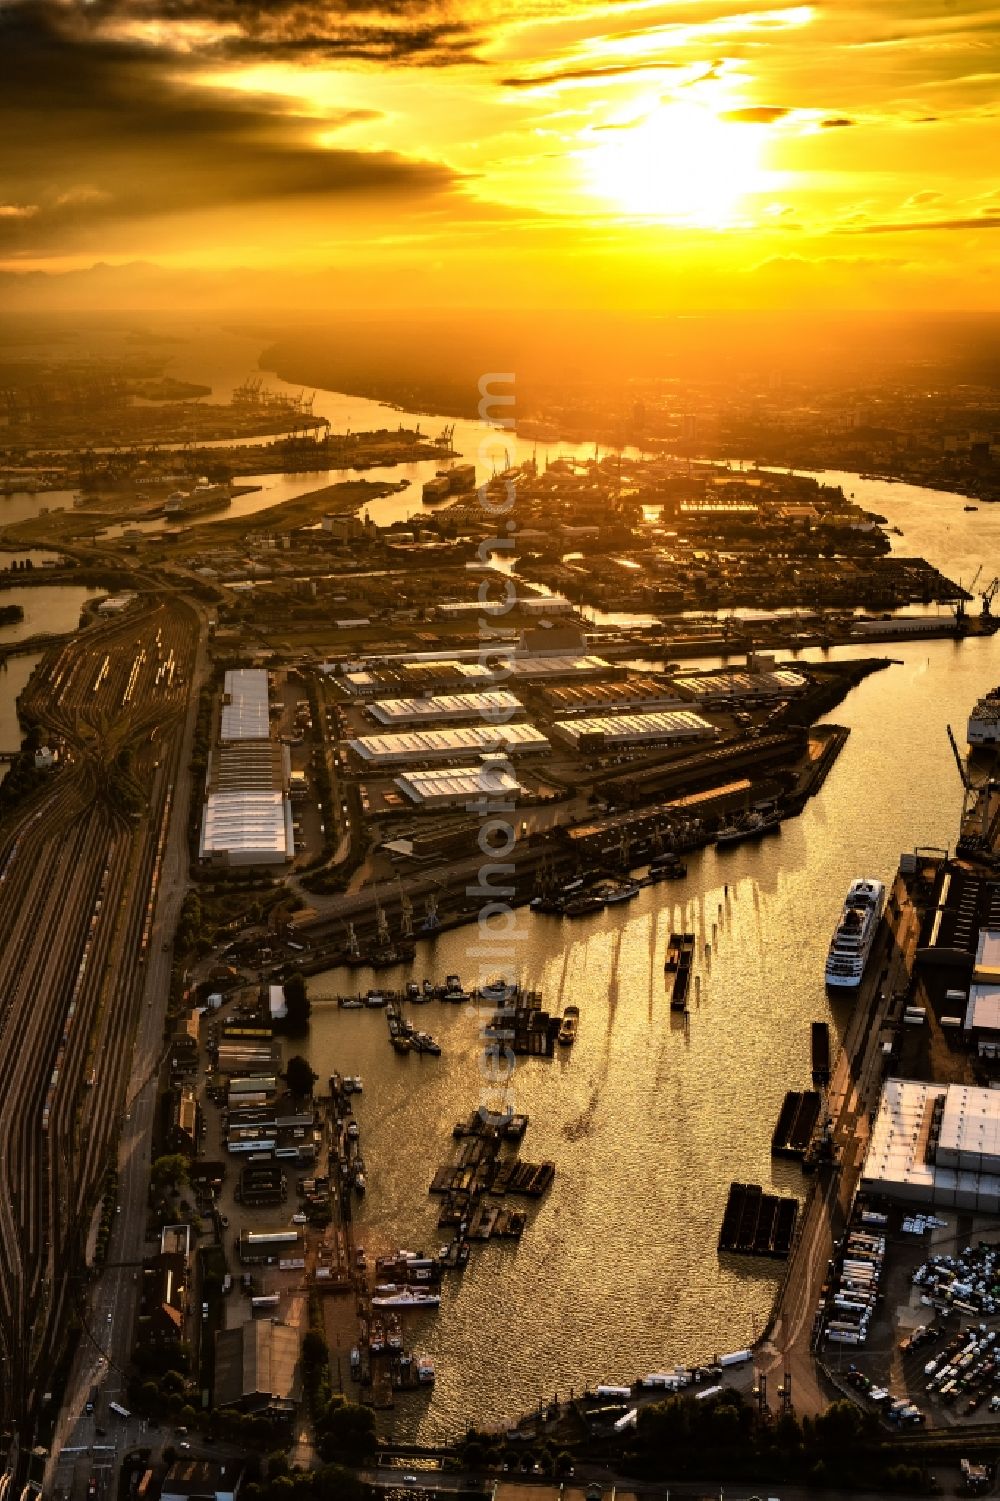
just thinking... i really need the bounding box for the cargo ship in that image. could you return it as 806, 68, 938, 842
824, 878, 885, 989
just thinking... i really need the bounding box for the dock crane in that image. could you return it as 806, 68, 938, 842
946, 723, 997, 846
955, 564, 983, 625
983, 575, 1000, 617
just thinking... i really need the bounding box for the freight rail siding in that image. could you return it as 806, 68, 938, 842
0, 598, 199, 1457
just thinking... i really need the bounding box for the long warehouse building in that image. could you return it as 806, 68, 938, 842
395, 759, 524, 809
366, 690, 524, 727
348, 723, 549, 767
552, 710, 716, 753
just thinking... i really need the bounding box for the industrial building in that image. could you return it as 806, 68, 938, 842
214, 1319, 301, 1414
220, 668, 271, 741
672, 667, 808, 704
552, 710, 716, 753
366, 690, 524, 727
963, 928, 1000, 1056
348, 722, 549, 768
199, 790, 293, 866
860, 1077, 1000, 1210
211, 739, 288, 794
539, 676, 684, 716
199, 667, 294, 865
395, 759, 524, 809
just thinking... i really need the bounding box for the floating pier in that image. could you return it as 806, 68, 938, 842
718, 1182, 798, 1258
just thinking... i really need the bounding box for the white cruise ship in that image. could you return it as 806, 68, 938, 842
825, 878, 886, 989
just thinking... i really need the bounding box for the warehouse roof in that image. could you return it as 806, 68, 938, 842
396, 762, 523, 805
555, 710, 715, 742
862, 1077, 1000, 1202
367, 690, 523, 726
220, 668, 270, 741
673, 669, 807, 699
214, 1319, 300, 1410
200, 790, 291, 860
349, 723, 548, 763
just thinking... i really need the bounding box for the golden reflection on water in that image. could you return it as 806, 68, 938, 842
304, 484, 1000, 1440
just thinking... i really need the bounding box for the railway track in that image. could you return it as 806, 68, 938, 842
0, 597, 199, 1448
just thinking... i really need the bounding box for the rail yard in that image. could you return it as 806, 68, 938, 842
0, 596, 199, 1453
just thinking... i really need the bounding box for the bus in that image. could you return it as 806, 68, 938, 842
108, 1401, 131, 1420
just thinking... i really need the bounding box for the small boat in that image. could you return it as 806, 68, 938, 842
350, 1346, 361, 1376
602, 882, 639, 904
343, 1076, 363, 1094
364, 990, 388, 1007
354, 1170, 367, 1194
339, 996, 364, 1009
965, 505, 979, 512
563, 894, 605, 917
558, 1005, 579, 1045
417, 1356, 436, 1384
391, 1035, 412, 1053
371, 1287, 441, 1309
346, 1119, 360, 1139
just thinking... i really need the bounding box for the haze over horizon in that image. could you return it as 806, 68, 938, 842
1, 0, 999, 314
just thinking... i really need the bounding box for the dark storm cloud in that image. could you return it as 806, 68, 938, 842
9, 0, 483, 64
501, 58, 683, 88
0, 1, 463, 251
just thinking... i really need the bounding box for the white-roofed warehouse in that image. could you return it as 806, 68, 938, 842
220, 668, 271, 741
552, 710, 716, 753
348, 723, 549, 767
199, 790, 294, 866
366, 690, 523, 727
860, 1077, 1000, 1210
396, 759, 523, 808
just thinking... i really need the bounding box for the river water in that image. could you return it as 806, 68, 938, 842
7, 324, 1000, 1432
296, 464, 1000, 1441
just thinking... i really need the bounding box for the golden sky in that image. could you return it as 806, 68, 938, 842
1, 0, 998, 308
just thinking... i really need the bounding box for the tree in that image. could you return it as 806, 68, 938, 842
315, 1399, 376, 1460
151, 1154, 190, 1196
282, 971, 311, 1034
285, 1055, 317, 1098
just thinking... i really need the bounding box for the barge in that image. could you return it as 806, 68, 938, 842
718, 1182, 798, 1258
666, 932, 696, 1010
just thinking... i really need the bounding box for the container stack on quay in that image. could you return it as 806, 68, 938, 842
818, 1206, 889, 1348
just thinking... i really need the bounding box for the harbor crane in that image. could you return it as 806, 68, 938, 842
983, 575, 1000, 617
955, 564, 984, 625
946, 723, 997, 844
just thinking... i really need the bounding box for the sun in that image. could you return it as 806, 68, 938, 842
583, 102, 775, 226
